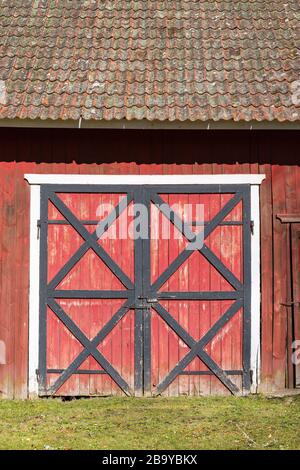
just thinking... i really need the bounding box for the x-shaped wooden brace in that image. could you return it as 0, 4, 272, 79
153, 300, 243, 395
150, 192, 244, 395
151, 192, 243, 292
45, 192, 134, 395
48, 193, 134, 291
48, 297, 134, 395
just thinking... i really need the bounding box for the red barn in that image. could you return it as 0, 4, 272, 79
0, 1, 299, 398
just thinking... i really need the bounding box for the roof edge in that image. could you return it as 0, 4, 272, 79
0, 118, 299, 130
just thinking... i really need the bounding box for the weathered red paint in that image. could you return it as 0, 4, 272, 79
0, 128, 299, 397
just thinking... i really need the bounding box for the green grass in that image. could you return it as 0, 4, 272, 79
0, 396, 299, 450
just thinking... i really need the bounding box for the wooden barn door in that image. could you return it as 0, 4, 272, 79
147, 185, 251, 396
39, 185, 136, 397
38, 184, 251, 396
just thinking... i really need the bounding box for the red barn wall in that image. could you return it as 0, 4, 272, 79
0, 127, 299, 398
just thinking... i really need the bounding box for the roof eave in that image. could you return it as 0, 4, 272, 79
0, 118, 299, 130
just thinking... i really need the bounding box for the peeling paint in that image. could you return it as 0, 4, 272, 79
0, 340, 6, 365
210, 321, 235, 350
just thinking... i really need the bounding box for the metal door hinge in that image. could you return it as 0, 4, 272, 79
35, 369, 40, 383
37, 220, 41, 239
250, 220, 254, 235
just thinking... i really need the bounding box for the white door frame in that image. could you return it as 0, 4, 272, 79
25, 173, 265, 396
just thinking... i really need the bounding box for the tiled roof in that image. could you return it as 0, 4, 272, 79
0, 0, 300, 122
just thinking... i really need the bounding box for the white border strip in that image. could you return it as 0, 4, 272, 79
28, 184, 40, 397
25, 174, 265, 186
26, 173, 265, 395
250, 185, 261, 393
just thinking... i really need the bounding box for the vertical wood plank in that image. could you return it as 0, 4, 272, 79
272, 164, 288, 390
285, 165, 298, 388
0, 161, 17, 398
259, 163, 274, 391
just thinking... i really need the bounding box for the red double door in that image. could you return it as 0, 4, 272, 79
38, 184, 251, 396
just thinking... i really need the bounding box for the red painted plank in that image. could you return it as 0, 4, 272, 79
259, 164, 274, 391
197, 192, 211, 395
285, 166, 298, 388
272, 165, 288, 390
0, 161, 17, 398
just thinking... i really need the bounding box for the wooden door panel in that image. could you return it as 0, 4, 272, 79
40, 187, 135, 396
147, 186, 250, 396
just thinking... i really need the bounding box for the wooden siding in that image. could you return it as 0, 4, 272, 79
0, 128, 299, 398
